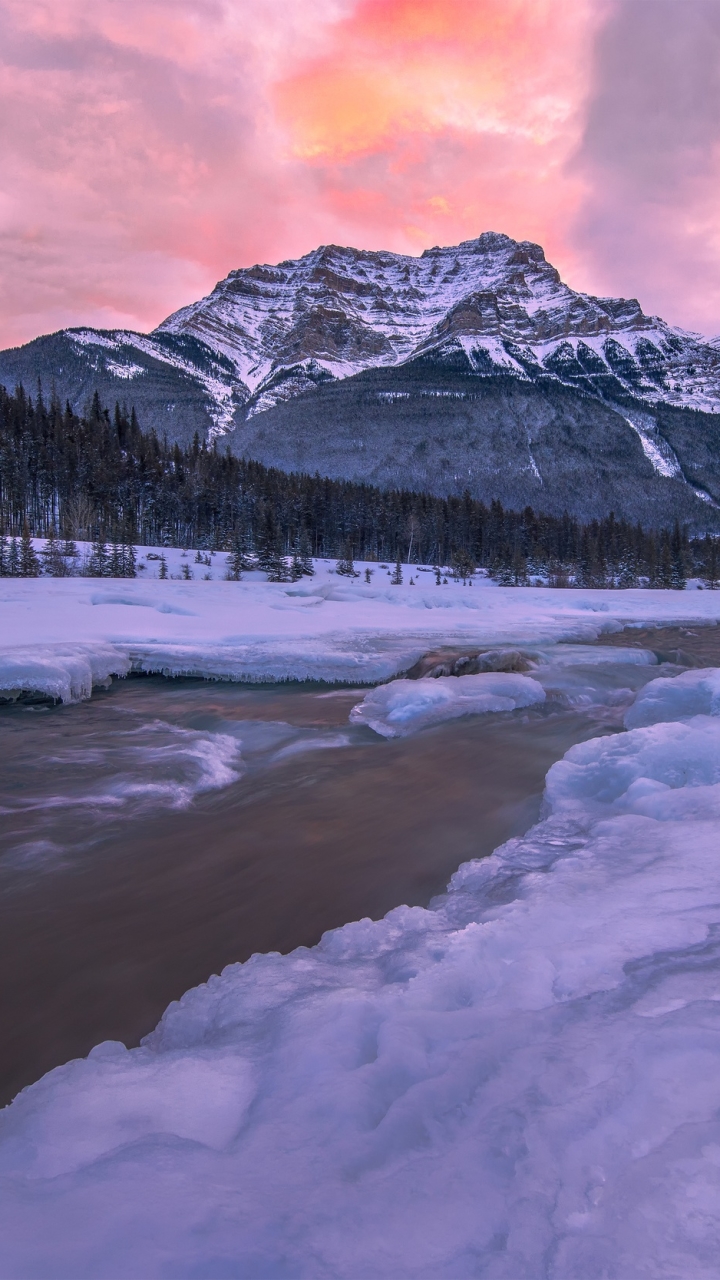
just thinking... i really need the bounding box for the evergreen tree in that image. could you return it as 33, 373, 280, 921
62, 537, 78, 563
703, 535, 719, 589
8, 538, 20, 577
20, 523, 41, 576
298, 532, 315, 576
181, 563, 193, 580
158, 555, 168, 579
434, 565, 442, 585
390, 556, 403, 585
289, 553, 304, 581
88, 537, 109, 577
452, 548, 476, 582
109, 538, 123, 577
0, 534, 8, 577
122, 540, 137, 578
364, 567, 374, 584
336, 543, 358, 577
658, 532, 673, 588
617, 553, 638, 589
670, 520, 687, 590
41, 529, 66, 577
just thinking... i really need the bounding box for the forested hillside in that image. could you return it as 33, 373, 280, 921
0, 384, 717, 587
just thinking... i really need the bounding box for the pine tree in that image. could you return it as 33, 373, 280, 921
109, 538, 123, 577
20, 524, 41, 577
390, 556, 403, 585
88, 537, 109, 577
658, 532, 673, 589
336, 543, 358, 577
227, 533, 253, 579
298, 532, 315, 576
41, 529, 66, 577
8, 538, 20, 577
290, 553, 304, 581
159, 555, 168, 579
670, 520, 687, 590
364, 567, 374, 584
62, 537, 78, 563
122, 540, 137, 578
434, 565, 442, 585
181, 563, 193, 580
703, 535, 719, 589
0, 534, 8, 577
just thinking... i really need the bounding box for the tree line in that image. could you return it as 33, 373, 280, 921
0, 383, 718, 587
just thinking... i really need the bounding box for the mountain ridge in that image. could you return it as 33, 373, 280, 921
2, 232, 720, 526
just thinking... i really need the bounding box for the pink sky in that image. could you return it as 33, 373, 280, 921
2, 0, 720, 347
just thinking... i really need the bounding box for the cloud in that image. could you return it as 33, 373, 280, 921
5, 0, 719, 346
571, 0, 720, 333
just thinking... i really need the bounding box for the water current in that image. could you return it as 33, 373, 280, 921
1, 624, 718, 1106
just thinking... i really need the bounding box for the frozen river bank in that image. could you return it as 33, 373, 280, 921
2, 568, 720, 1277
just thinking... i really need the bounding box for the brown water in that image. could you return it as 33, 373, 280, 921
1, 624, 719, 1107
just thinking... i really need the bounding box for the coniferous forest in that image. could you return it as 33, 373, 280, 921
1, 383, 719, 587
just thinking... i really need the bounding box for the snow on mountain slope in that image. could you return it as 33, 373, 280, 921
3, 233, 720, 523
157, 232, 720, 417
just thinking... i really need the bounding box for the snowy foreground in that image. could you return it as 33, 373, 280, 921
3, 551, 720, 703
3, 566, 720, 1276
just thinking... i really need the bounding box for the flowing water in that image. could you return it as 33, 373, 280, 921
1, 624, 719, 1106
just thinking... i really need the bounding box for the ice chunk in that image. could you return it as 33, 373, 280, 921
349, 672, 546, 737
546, 714, 720, 819
0, 644, 129, 704
625, 666, 720, 727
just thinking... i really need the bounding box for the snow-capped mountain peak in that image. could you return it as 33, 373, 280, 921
155, 232, 720, 417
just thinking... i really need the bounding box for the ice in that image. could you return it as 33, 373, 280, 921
3, 562, 720, 703
0, 643, 129, 704
350, 672, 545, 737
546, 715, 720, 820
624, 665, 720, 727
3, 661, 720, 1276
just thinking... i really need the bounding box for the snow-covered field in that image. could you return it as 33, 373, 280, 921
2, 548, 720, 702
3, 559, 720, 1276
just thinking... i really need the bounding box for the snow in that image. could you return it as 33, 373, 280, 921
3, 657, 720, 1274
3, 555, 720, 702
155, 234, 720, 419
350, 672, 546, 737
625, 665, 720, 727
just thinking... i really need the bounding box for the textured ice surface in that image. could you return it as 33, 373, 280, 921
0, 644, 129, 703
2, 559, 720, 702
3, 669, 720, 1276
350, 672, 545, 737
624, 665, 720, 728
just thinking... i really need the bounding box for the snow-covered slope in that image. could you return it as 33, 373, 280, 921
157, 233, 720, 417
3, 233, 720, 522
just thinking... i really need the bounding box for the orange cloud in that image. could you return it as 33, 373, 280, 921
1, 0, 719, 348
276, 0, 595, 162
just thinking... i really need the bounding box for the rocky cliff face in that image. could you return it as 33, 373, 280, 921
2, 232, 720, 524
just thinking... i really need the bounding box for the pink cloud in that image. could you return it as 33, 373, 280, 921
1, 0, 719, 347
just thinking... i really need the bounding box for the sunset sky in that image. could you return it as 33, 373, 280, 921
2, 0, 720, 347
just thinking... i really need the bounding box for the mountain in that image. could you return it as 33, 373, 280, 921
2, 232, 720, 524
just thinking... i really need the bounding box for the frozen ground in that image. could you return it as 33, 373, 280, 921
1, 669, 720, 1276
2, 547, 720, 701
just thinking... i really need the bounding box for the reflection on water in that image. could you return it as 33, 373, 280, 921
1, 626, 719, 1106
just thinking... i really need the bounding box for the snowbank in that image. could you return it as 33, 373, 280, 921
3, 671, 720, 1275
350, 672, 545, 737
2, 562, 720, 700
624, 664, 720, 727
